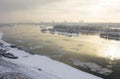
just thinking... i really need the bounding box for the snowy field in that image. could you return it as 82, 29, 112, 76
0, 33, 102, 79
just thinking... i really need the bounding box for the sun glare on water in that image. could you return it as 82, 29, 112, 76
105, 40, 120, 60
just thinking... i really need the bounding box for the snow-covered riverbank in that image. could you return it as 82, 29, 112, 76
0, 32, 102, 79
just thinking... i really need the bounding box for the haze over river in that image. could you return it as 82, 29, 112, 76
1, 25, 120, 78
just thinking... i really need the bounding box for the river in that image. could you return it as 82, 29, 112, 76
1, 25, 120, 78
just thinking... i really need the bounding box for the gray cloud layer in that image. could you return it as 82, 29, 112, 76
0, 0, 120, 23
0, 0, 58, 12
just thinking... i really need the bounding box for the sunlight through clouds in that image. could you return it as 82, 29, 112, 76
0, 0, 120, 23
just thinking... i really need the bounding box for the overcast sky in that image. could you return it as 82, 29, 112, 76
0, 0, 120, 23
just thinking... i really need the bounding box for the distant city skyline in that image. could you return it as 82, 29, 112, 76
0, 0, 120, 23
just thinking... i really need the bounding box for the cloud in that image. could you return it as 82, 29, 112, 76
0, 0, 59, 12
0, 0, 120, 23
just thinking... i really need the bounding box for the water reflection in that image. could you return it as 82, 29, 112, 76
2, 25, 120, 78
41, 27, 120, 60
104, 40, 120, 60
2, 25, 120, 61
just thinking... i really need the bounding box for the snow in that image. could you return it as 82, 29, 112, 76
56, 32, 80, 37
70, 58, 112, 75
0, 32, 102, 79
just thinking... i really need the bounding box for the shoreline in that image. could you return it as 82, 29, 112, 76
0, 32, 102, 79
